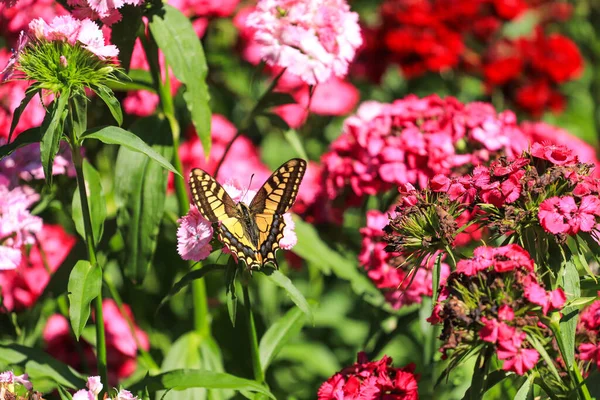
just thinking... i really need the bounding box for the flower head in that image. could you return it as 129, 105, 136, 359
177, 204, 213, 262
318, 352, 419, 400
246, 0, 362, 85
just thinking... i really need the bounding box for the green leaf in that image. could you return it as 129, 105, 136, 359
148, 4, 211, 156
259, 307, 306, 372
67, 260, 102, 339
0, 128, 41, 160
130, 369, 274, 399
114, 117, 175, 283
157, 264, 225, 311
81, 125, 180, 175
109, 4, 143, 71
225, 258, 239, 327
277, 342, 341, 377
40, 90, 69, 185
292, 216, 387, 308
514, 375, 532, 400
90, 84, 123, 126
57, 385, 74, 400
559, 253, 580, 369
71, 160, 106, 246
109, 69, 155, 92
526, 334, 561, 381
432, 252, 443, 311
264, 270, 313, 322
0, 344, 85, 389
9, 84, 41, 141
283, 129, 308, 160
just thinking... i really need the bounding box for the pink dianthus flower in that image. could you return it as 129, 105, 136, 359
246, 0, 362, 85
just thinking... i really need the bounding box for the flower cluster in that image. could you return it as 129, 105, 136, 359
428, 143, 600, 244
483, 27, 582, 116
44, 300, 150, 384
28, 15, 118, 59
356, 0, 580, 116
359, 208, 450, 309
321, 95, 531, 210
318, 352, 419, 400
0, 0, 66, 42
429, 244, 565, 376
576, 295, 600, 372
245, 0, 362, 85
0, 174, 42, 271
67, 0, 144, 26
0, 224, 75, 311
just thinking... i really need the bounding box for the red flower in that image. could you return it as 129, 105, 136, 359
0, 224, 75, 311
529, 31, 583, 84
497, 332, 540, 375
43, 300, 149, 384
539, 195, 600, 235
531, 142, 579, 166
318, 353, 419, 400
524, 280, 566, 314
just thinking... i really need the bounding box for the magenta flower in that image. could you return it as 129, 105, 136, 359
497, 332, 540, 375
0, 370, 33, 391
246, 0, 362, 85
524, 280, 566, 315
531, 142, 579, 166
177, 204, 213, 262
29, 15, 118, 58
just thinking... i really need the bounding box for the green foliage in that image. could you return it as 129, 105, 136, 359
67, 260, 102, 339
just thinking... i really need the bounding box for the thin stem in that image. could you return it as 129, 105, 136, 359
67, 113, 108, 391
145, 34, 211, 338
242, 281, 264, 384
214, 68, 287, 176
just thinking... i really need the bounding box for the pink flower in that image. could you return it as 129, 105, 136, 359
0, 179, 42, 270
538, 196, 571, 234
73, 390, 95, 400
0, 224, 75, 310
579, 343, 600, 369
28, 16, 118, 58
531, 142, 578, 166
0, 0, 67, 40
0, 141, 76, 184
177, 205, 213, 262
86, 376, 102, 396
246, 0, 362, 85
44, 300, 149, 384
522, 122, 600, 172
524, 280, 566, 314
0, 370, 33, 390
318, 353, 419, 400
116, 389, 138, 400
497, 332, 539, 375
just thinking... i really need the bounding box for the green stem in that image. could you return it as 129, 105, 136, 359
145, 33, 211, 338
68, 123, 108, 391
214, 67, 287, 176
242, 281, 264, 384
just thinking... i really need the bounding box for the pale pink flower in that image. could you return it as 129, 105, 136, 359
73, 390, 95, 400
28, 16, 118, 58
87, 376, 102, 396
115, 389, 138, 400
0, 177, 43, 270
0, 370, 33, 390
246, 0, 362, 85
177, 204, 213, 262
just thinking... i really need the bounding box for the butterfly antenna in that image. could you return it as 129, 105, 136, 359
242, 174, 255, 202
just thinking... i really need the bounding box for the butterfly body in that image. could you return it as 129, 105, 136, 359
189, 158, 306, 269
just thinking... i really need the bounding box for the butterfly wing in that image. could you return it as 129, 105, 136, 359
189, 168, 259, 267
249, 158, 307, 268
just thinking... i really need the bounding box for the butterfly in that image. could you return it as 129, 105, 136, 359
189, 158, 306, 270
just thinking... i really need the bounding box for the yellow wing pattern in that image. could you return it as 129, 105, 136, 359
188, 158, 306, 269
